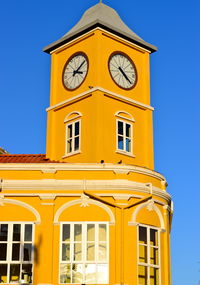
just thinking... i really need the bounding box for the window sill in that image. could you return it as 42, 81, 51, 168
62, 151, 81, 158
116, 150, 136, 158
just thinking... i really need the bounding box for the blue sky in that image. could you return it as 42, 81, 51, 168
0, 0, 200, 284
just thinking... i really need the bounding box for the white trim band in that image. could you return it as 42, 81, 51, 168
46, 87, 154, 112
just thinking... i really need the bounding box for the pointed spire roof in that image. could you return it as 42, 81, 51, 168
43, 3, 157, 53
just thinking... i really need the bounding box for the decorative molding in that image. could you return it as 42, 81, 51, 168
39, 195, 56, 200
131, 200, 165, 230
0, 163, 166, 182
46, 86, 154, 112
1, 179, 171, 202
54, 198, 115, 225
146, 199, 155, 211
80, 193, 90, 207
0, 198, 41, 224
41, 168, 57, 174
113, 194, 133, 200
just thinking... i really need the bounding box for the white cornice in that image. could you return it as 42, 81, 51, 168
46, 87, 154, 112
0, 163, 165, 181
1, 179, 171, 202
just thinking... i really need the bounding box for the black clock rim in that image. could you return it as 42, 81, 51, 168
62, 51, 89, 91
108, 51, 137, 91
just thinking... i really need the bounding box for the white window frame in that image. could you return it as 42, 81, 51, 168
116, 119, 134, 156
137, 224, 161, 285
65, 119, 81, 157
0, 222, 34, 284
59, 222, 109, 284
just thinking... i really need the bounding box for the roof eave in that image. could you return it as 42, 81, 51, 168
43, 22, 157, 54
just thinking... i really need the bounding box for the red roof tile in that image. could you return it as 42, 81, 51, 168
0, 154, 59, 163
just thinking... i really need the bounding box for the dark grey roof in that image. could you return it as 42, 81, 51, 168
43, 3, 157, 53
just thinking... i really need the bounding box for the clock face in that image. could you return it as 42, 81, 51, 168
108, 52, 137, 90
63, 52, 88, 90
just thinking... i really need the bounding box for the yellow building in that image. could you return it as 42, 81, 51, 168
0, 3, 173, 285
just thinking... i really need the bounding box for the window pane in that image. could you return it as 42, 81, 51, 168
67, 139, 72, 153
24, 224, 32, 241
0, 224, 8, 241
74, 137, 79, 151
139, 245, 147, 263
118, 136, 123, 150
87, 243, 95, 261
150, 247, 159, 265
0, 264, 7, 283
13, 224, 21, 241
99, 224, 107, 241
85, 264, 96, 284
150, 267, 159, 285
67, 124, 73, 138
62, 244, 70, 261
74, 224, 82, 241
139, 227, 147, 244
63, 225, 70, 242
74, 243, 82, 261
75, 122, 79, 136
87, 224, 95, 241
0, 244, 7, 260
138, 265, 147, 285
10, 264, 20, 282
118, 121, 123, 135
126, 123, 131, 137
150, 229, 158, 246
23, 244, 32, 261
126, 138, 131, 152
22, 264, 32, 284
60, 264, 71, 283
72, 264, 83, 284
97, 264, 108, 284
98, 243, 107, 261
12, 244, 20, 261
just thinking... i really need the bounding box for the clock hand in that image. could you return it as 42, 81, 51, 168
73, 60, 86, 76
118, 66, 132, 84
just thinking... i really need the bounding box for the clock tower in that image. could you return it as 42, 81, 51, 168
44, 2, 156, 170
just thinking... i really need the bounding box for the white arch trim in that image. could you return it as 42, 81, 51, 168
54, 198, 115, 225
64, 111, 82, 123
0, 198, 41, 224
131, 200, 165, 230
115, 111, 135, 122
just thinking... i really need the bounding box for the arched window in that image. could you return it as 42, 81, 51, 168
131, 200, 164, 285
138, 224, 160, 285
115, 111, 135, 156
64, 112, 82, 156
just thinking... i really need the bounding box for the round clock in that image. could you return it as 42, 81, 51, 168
63, 52, 88, 90
108, 52, 137, 90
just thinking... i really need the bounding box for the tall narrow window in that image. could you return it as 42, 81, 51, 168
60, 222, 109, 284
66, 120, 80, 155
0, 223, 34, 284
117, 120, 132, 153
138, 225, 160, 285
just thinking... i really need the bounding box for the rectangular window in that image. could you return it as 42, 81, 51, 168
117, 120, 132, 153
0, 223, 34, 284
60, 222, 109, 284
66, 120, 80, 155
138, 225, 160, 285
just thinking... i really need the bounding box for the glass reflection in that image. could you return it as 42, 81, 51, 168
97, 264, 108, 284
85, 264, 96, 284
72, 264, 83, 284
